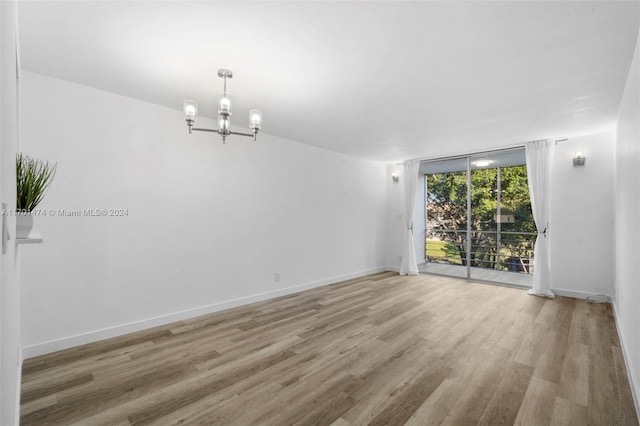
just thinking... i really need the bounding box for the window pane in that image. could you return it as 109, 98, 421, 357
425, 157, 468, 279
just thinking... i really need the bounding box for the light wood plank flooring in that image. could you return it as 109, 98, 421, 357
21, 272, 638, 425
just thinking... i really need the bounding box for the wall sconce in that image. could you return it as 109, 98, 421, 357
573, 152, 586, 166
392, 173, 400, 182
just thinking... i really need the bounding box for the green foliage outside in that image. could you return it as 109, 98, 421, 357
426, 240, 462, 265
426, 165, 535, 271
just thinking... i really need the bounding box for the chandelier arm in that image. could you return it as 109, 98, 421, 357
229, 130, 254, 138
190, 127, 220, 133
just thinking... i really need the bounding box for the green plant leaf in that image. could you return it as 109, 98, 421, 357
16, 153, 57, 211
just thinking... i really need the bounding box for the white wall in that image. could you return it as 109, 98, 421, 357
550, 131, 615, 298
386, 163, 404, 269
0, 0, 21, 424
19, 71, 389, 357
614, 28, 640, 417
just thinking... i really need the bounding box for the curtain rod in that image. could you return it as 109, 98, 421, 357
405, 138, 569, 165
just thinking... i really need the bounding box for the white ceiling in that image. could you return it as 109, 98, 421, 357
17, 1, 640, 163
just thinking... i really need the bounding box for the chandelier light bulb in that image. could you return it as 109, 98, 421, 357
183, 100, 197, 120
250, 110, 262, 130
219, 96, 231, 114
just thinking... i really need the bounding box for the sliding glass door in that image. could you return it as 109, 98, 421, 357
423, 149, 535, 286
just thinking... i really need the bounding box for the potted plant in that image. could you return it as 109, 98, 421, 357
16, 153, 57, 238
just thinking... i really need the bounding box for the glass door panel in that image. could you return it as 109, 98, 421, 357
498, 164, 536, 285
469, 166, 498, 278
468, 150, 534, 284
423, 157, 468, 279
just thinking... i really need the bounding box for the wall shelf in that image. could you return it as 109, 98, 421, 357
16, 232, 43, 245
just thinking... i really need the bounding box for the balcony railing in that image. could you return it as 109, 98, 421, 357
425, 229, 536, 274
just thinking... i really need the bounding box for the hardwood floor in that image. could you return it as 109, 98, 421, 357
20, 272, 638, 425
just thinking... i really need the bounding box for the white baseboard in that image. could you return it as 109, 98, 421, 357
22, 267, 388, 359
551, 288, 613, 300
612, 302, 640, 423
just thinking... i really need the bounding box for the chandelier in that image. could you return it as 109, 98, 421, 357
183, 69, 262, 143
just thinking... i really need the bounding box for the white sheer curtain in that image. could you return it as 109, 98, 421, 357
400, 159, 420, 276
526, 140, 555, 298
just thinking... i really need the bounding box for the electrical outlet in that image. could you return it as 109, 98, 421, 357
274, 272, 280, 282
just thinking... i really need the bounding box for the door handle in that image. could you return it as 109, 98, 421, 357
2, 202, 10, 254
